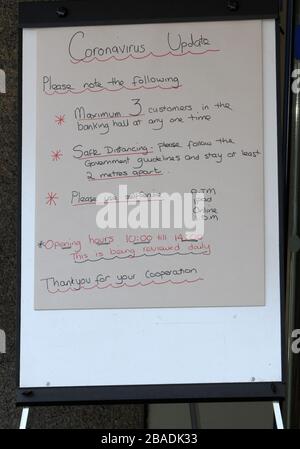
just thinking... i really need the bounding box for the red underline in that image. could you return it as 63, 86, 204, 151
69, 49, 221, 64
72, 198, 163, 206
78, 114, 145, 121
88, 173, 163, 181
72, 202, 96, 206
77, 151, 153, 160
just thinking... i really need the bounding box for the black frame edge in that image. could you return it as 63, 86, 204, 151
16, 28, 23, 395
276, 19, 288, 389
19, 0, 280, 28
16, 382, 285, 407
283, 0, 294, 187
17, 2, 286, 406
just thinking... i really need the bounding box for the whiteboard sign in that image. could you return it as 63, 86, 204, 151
34, 21, 265, 310
18, 0, 284, 404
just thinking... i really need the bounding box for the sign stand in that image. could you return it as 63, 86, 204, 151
189, 403, 201, 429
19, 407, 29, 430
17, 0, 286, 411
273, 402, 284, 429
19, 403, 284, 429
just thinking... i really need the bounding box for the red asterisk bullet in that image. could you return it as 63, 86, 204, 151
55, 115, 65, 125
46, 192, 59, 206
51, 150, 63, 161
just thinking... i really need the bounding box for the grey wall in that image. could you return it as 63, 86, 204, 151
0, 0, 144, 429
